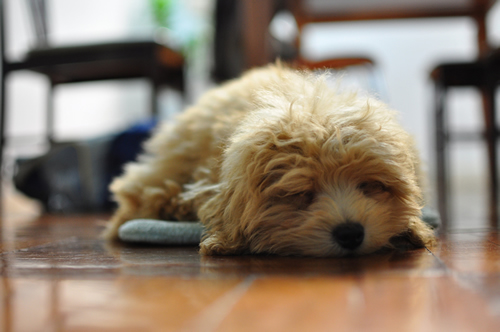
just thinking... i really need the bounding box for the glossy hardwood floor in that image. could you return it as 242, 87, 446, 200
1, 198, 500, 331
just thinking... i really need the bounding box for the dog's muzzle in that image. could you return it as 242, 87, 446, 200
332, 222, 365, 250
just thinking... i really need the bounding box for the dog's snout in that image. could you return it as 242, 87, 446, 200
332, 222, 365, 250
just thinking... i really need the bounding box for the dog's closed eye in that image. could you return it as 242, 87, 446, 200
358, 181, 389, 197
274, 190, 315, 210
291, 191, 315, 208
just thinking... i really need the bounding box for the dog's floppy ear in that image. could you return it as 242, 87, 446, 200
198, 185, 250, 255
389, 217, 436, 250
198, 126, 280, 255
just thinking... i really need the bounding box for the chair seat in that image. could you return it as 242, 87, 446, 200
8, 41, 185, 88
431, 62, 484, 87
293, 57, 374, 70
431, 51, 500, 88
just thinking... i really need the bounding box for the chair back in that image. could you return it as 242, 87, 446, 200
0, 0, 48, 62
0, 0, 5, 63
26, 0, 48, 48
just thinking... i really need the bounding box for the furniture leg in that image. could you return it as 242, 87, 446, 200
435, 83, 449, 231
481, 85, 498, 228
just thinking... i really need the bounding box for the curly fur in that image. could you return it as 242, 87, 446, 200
104, 63, 436, 256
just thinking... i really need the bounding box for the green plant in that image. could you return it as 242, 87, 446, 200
150, 0, 173, 27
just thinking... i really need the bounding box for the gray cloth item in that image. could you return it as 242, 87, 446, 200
118, 220, 204, 245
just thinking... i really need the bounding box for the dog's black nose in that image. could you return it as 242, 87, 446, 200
332, 222, 365, 250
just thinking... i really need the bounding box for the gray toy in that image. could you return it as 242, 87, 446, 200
118, 220, 204, 245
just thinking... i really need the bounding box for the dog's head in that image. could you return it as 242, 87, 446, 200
199, 86, 435, 256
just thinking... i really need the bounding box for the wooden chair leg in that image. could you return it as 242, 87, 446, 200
481, 85, 498, 229
46, 82, 55, 145
435, 83, 449, 231
0, 70, 7, 223
151, 82, 159, 118
0, 69, 5, 198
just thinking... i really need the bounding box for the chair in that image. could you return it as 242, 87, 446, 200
432, 50, 500, 230
212, 0, 376, 82
0, 0, 185, 172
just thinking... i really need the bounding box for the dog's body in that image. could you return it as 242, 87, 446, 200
105, 64, 435, 256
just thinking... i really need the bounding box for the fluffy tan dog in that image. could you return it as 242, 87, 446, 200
105, 63, 435, 256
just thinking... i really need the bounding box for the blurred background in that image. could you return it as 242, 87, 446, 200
2, 0, 500, 230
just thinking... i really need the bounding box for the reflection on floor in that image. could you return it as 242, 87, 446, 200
1, 206, 500, 331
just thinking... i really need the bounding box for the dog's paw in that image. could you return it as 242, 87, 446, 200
199, 233, 245, 255
389, 218, 437, 251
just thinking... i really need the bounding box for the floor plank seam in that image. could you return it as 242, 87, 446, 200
425, 245, 452, 274
177, 277, 255, 332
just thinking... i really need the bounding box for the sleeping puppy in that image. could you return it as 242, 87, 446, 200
105, 63, 436, 256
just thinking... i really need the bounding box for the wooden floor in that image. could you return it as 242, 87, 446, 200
1, 210, 500, 332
